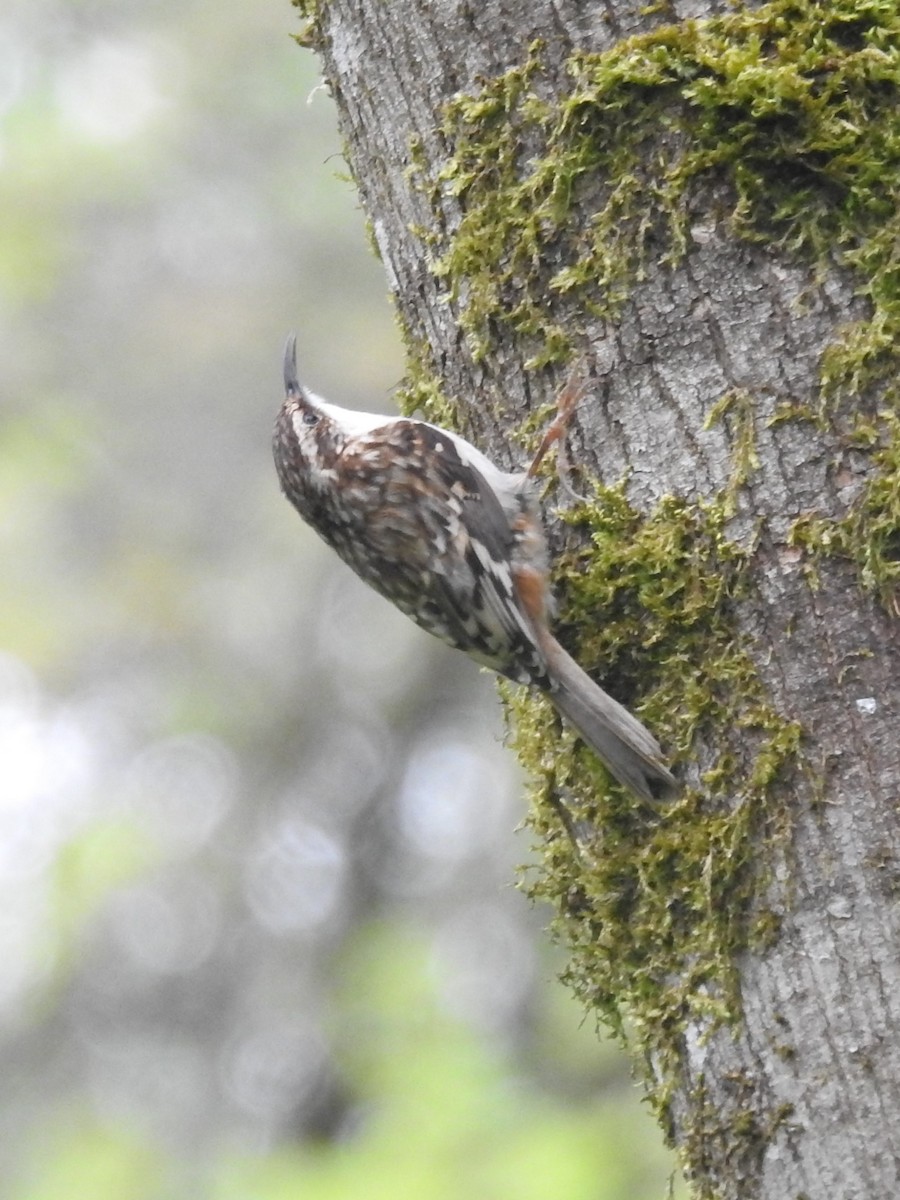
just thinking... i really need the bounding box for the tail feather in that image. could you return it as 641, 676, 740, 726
544, 640, 677, 801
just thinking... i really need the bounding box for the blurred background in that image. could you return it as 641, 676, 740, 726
0, 1, 685, 1196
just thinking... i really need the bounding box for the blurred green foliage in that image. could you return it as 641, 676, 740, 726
17, 1124, 164, 1200
17, 928, 683, 1200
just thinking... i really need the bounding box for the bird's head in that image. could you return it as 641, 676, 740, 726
277, 332, 331, 456
272, 333, 343, 519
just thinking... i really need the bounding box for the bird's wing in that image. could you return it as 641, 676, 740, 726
341, 420, 548, 681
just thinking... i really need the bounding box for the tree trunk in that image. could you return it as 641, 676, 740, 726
294, 0, 900, 1196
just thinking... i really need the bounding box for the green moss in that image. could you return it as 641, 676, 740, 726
291, 0, 327, 50
505, 488, 799, 1120
392, 327, 464, 430
418, 0, 900, 367
704, 389, 762, 512
774, 1042, 797, 1061
680, 1082, 795, 1190
789, 408, 900, 609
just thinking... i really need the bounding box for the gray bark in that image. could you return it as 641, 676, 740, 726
299, 1, 900, 1197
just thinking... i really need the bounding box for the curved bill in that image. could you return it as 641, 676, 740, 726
283, 333, 300, 397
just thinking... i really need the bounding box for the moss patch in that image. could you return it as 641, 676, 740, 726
418, 0, 900, 370
790, 407, 900, 610
291, 0, 327, 51
504, 488, 800, 1117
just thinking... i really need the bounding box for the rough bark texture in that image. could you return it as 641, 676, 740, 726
296, 1, 900, 1197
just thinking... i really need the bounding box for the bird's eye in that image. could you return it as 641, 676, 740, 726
302, 410, 319, 426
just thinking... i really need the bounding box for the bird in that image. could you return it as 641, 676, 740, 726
272, 336, 676, 801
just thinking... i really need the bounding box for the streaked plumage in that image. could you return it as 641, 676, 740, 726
273, 337, 676, 800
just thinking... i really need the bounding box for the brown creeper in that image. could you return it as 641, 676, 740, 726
273, 337, 676, 801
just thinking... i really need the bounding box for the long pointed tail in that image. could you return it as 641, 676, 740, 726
543, 638, 677, 801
